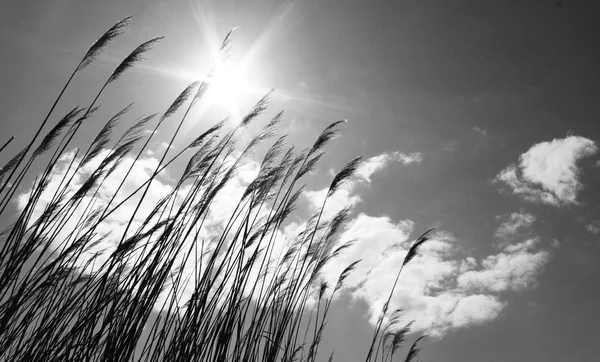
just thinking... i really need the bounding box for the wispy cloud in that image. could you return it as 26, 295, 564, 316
456, 238, 549, 293
472, 127, 488, 136
494, 211, 535, 240
304, 150, 421, 218
355, 151, 422, 183
495, 136, 598, 206
586, 221, 600, 235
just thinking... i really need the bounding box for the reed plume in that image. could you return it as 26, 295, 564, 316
0, 19, 429, 362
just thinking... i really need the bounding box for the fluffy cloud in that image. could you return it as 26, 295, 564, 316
456, 238, 549, 293
310, 155, 551, 335
303, 185, 362, 219
494, 211, 535, 239
495, 136, 598, 206
355, 151, 422, 183
16, 148, 263, 308
300, 151, 550, 336
448, 294, 504, 328
319, 216, 549, 337
17, 150, 173, 255
18, 146, 549, 338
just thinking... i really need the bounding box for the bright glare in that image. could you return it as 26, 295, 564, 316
204, 62, 253, 121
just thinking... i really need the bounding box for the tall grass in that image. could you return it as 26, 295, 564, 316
0, 17, 429, 362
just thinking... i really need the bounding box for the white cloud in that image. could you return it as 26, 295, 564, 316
355, 151, 422, 183
304, 150, 421, 218
17, 146, 549, 339
449, 294, 504, 328
303, 185, 362, 220
319, 214, 415, 289
495, 165, 558, 205
396, 152, 423, 165
586, 221, 600, 235
319, 216, 550, 337
494, 211, 535, 239
495, 136, 598, 206
456, 238, 549, 293
17, 150, 169, 229
16, 148, 265, 309
297, 151, 550, 337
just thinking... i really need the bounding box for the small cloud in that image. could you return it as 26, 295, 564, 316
355, 151, 422, 183
551, 239, 560, 248
586, 221, 600, 235
495, 136, 598, 206
304, 149, 422, 222
494, 211, 535, 240
472, 127, 488, 136
396, 152, 423, 165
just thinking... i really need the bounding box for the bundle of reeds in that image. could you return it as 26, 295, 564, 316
0, 16, 428, 362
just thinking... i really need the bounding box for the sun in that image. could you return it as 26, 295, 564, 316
203, 61, 254, 121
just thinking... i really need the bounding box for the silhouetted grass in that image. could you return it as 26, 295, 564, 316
0, 16, 428, 362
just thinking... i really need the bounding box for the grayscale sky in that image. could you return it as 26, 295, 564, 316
1, 0, 599, 361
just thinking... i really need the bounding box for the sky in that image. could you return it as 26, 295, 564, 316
1, 0, 600, 361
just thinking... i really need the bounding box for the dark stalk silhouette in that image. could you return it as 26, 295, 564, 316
0, 18, 429, 362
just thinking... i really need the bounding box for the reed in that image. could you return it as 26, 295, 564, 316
0, 17, 428, 362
